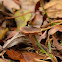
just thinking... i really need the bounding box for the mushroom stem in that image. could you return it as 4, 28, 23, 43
29, 34, 38, 51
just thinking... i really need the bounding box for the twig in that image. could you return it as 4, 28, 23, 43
1, 11, 34, 20
43, 20, 62, 28
0, 50, 6, 59
41, 22, 62, 31
0, 10, 13, 17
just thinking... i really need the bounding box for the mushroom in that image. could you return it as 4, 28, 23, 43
20, 26, 41, 50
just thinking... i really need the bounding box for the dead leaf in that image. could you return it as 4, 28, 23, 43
41, 31, 47, 39
6, 49, 21, 60
35, 0, 44, 12
19, 0, 39, 11
6, 49, 47, 62
3, 32, 29, 49
42, 21, 48, 28
48, 25, 62, 35
39, 0, 62, 18
29, 11, 43, 28
0, 0, 20, 13
52, 35, 62, 50
21, 51, 46, 62
0, 28, 8, 40
52, 50, 62, 60
0, 3, 5, 11
5, 31, 17, 41
13, 0, 21, 6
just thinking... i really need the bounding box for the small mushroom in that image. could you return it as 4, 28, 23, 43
20, 26, 41, 34
20, 26, 41, 50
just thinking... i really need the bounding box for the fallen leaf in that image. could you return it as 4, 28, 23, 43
52, 35, 62, 50
0, 28, 8, 40
0, 0, 20, 13
39, 0, 62, 18
13, 0, 21, 6
0, 3, 5, 11
5, 31, 17, 41
29, 11, 43, 28
48, 25, 62, 35
6, 49, 21, 60
41, 31, 47, 39
15, 10, 32, 30
6, 49, 47, 62
3, 32, 29, 49
52, 50, 62, 60
19, 0, 39, 11
42, 21, 48, 28
35, 0, 44, 12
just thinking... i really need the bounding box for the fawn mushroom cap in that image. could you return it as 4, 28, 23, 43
20, 26, 41, 34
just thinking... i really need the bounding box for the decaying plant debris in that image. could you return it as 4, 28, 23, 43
0, 0, 62, 62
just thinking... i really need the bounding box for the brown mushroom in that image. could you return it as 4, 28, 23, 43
20, 26, 41, 50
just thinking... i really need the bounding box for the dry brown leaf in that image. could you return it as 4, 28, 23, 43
48, 25, 62, 35
0, 28, 8, 40
35, 0, 44, 12
6, 49, 21, 60
6, 49, 47, 62
0, 0, 20, 13
5, 31, 17, 41
46, 11, 62, 18
3, 32, 28, 49
41, 31, 47, 39
19, 0, 39, 11
52, 50, 62, 60
39, 0, 62, 18
21, 51, 46, 62
42, 0, 62, 10
42, 21, 48, 28
29, 11, 43, 28
52, 35, 62, 50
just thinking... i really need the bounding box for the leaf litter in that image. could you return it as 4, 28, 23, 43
0, 0, 62, 62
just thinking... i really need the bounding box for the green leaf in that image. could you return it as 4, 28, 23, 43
14, 10, 31, 30
40, 50, 46, 54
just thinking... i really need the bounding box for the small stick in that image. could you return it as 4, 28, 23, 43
1, 11, 34, 20
41, 22, 62, 31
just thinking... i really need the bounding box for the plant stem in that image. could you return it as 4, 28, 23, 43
33, 35, 47, 54
34, 35, 53, 59
39, 0, 52, 25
